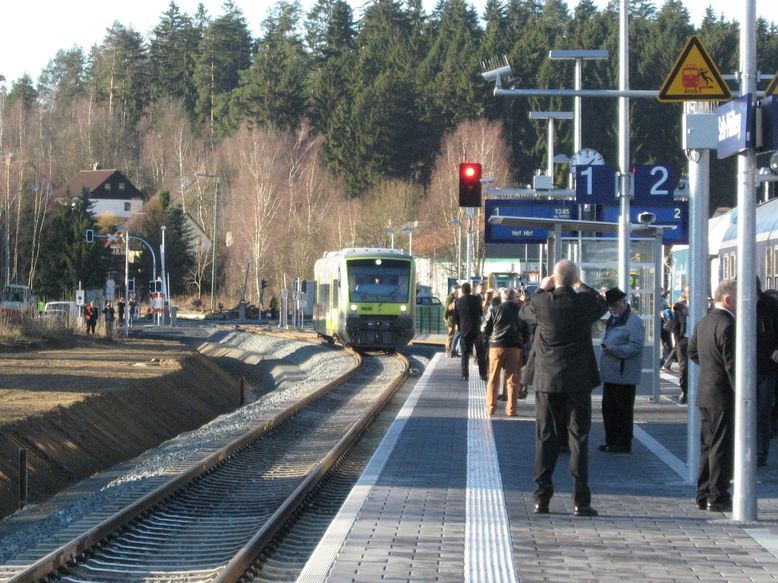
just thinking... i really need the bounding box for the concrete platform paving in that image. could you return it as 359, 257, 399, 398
300, 352, 778, 582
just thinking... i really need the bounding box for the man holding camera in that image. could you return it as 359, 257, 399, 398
519, 260, 608, 517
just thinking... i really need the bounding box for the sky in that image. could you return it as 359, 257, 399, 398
0, 0, 771, 86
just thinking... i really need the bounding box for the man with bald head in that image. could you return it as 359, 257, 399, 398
519, 259, 608, 517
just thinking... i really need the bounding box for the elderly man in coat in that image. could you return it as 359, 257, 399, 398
598, 288, 645, 454
519, 259, 608, 517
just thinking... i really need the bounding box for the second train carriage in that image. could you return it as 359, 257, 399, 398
719, 197, 778, 290
668, 197, 778, 300
312, 248, 415, 350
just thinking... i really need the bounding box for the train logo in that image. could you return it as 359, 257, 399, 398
681, 65, 714, 93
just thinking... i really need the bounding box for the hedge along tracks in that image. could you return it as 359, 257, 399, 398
2, 350, 408, 583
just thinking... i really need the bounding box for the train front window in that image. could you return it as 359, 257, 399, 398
348, 259, 411, 303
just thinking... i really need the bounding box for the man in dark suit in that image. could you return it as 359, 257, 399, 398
672, 300, 690, 403
519, 259, 608, 517
688, 279, 737, 512
454, 282, 487, 381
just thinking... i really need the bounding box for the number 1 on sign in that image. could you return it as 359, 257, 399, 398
580, 166, 593, 195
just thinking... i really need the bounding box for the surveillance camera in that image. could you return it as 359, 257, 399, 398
481, 64, 513, 83
638, 212, 656, 225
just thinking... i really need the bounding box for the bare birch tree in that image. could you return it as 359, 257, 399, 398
221, 125, 287, 307
421, 119, 511, 275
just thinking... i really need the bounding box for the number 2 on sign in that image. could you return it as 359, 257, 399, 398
650, 166, 670, 196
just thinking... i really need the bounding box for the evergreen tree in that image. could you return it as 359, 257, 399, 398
148, 2, 201, 117
136, 193, 195, 296
305, 0, 356, 144
193, 1, 253, 136
34, 191, 111, 298
420, 0, 484, 132
229, 1, 309, 132
338, 0, 425, 195
5, 75, 38, 111
37, 48, 88, 110
88, 23, 149, 128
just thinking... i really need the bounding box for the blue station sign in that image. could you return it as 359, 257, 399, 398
632, 164, 675, 205
485, 200, 579, 244
575, 165, 617, 204
597, 202, 689, 245
717, 94, 755, 159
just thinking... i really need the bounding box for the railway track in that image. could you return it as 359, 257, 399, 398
3, 351, 408, 582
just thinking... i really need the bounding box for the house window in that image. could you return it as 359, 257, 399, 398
124, 202, 131, 212
119, 182, 125, 191
105, 183, 111, 191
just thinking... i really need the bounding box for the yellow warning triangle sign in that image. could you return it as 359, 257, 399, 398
658, 35, 732, 102
766, 71, 778, 97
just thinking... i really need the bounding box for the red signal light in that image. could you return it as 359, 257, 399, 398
460, 163, 480, 181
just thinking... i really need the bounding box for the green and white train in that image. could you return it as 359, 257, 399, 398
312, 248, 415, 351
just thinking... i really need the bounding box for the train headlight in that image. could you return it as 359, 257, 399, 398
350, 304, 358, 311
400, 305, 407, 312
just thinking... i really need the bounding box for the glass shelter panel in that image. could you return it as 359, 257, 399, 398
574, 237, 657, 343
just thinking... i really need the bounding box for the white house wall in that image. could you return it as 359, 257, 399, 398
92, 198, 144, 219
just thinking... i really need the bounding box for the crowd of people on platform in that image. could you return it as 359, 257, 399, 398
82, 297, 139, 340
446, 260, 777, 516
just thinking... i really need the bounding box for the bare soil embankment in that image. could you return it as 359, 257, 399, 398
0, 336, 239, 519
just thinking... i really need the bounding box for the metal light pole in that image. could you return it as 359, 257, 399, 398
160, 225, 167, 325
548, 50, 609, 154
384, 227, 396, 249
401, 221, 418, 256
617, 0, 631, 294
197, 173, 220, 312
465, 208, 474, 279
448, 218, 462, 280
121, 226, 130, 338
529, 112, 574, 179
733, 0, 758, 523
3, 153, 13, 287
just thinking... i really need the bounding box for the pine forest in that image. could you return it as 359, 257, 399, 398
0, 0, 776, 307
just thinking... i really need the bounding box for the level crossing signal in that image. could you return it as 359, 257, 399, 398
459, 162, 482, 208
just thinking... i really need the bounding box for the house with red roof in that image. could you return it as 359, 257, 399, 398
55, 167, 144, 219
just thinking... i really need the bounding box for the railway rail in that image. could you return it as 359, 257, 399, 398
3, 350, 408, 582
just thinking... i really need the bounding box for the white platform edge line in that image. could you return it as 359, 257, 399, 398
633, 424, 688, 480
296, 352, 441, 583
465, 370, 519, 583
744, 528, 778, 560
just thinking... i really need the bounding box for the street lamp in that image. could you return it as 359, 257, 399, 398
116, 224, 130, 338
448, 218, 462, 280
400, 221, 418, 256
548, 50, 609, 157
383, 226, 397, 249
529, 111, 574, 184
196, 173, 220, 312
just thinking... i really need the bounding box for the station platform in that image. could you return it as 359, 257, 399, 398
299, 352, 778, 582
